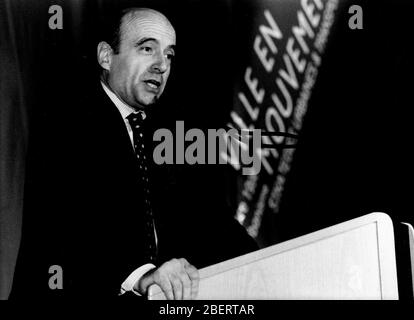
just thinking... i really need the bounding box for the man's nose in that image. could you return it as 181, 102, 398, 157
151, 51, 168, 74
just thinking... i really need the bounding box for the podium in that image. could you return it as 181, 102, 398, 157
149, 212, 413, 300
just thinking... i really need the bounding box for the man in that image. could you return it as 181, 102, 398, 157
11, 7, 257, 300
96, 7, 201, 300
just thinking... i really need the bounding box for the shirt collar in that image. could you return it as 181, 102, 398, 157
101, 81, 146, 120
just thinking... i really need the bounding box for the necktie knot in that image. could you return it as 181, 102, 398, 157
127, 112, 145, 130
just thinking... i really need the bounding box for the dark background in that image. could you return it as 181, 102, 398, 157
271, 0, 414, 242
1, 0, 413, 299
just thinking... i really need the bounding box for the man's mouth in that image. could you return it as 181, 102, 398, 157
144, 79, 161, 89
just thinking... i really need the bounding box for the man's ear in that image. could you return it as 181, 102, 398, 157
97, 41, 113, 71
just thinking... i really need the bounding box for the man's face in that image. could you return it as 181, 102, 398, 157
107, 11, 176, 110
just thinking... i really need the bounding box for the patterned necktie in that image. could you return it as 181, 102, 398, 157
126, 112, 157, 263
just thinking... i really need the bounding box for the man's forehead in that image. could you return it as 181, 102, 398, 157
122, 10, 176, 45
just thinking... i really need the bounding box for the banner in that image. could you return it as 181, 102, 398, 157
226, 0, 341, 246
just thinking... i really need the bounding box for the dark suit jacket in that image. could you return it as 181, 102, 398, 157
11, 82, 258, 299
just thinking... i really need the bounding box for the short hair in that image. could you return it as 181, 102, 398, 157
100, 8, 134, 55
99, 7, 171, 55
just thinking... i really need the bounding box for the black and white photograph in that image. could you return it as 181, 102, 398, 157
0, 0, 413, 312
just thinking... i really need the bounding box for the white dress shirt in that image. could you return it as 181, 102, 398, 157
101, 81, 156, 296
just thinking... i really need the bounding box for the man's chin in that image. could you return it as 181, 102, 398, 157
133, 99, 158, 111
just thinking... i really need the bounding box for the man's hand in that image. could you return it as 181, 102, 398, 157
135, 258, 199, 300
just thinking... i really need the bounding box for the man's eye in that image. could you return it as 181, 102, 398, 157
166, 53, 175, 60
140, 46, 153, 54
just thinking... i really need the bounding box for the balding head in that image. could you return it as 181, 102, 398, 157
120, 8, 176, 47
104, 8, 175, 55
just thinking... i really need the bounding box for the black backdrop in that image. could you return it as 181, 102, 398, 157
1, 0, 413, 299
270, 0, 414, 242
